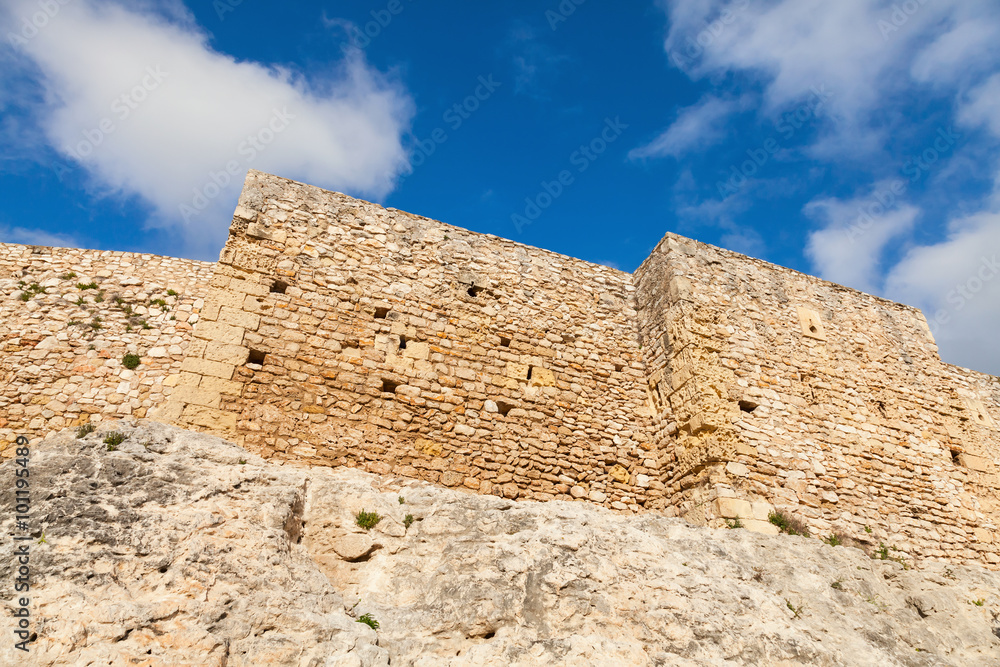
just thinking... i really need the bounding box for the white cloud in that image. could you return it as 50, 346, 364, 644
0, 0, 414, 256
804, 184, 919, 294
884, 211, 1000, 374
0, 224, 80, 248
958, 74, 1000, 137
629, 96, 735, 160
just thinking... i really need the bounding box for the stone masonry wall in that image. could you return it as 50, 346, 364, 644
634, 233, 1000, 568
0, 243, 213, 451
159, 171, 663, 510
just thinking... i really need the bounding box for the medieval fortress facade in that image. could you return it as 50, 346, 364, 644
2, 171, 998, 568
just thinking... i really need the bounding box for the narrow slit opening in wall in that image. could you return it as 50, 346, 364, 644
270, 280, 288, 294
382, 379, 400, 394
496, 401, 515, 417
500, 336, 511, 347
247, 349, 267, 366
950, 449, 962, 466
374, 307, 390, 319
739, 400, 758, 414
399, 336, 407, 350
526, 366, 533, 381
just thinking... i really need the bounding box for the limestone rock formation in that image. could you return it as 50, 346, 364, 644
2, 420, 999, 666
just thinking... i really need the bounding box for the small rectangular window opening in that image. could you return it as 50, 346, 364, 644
374, 307, 390, 319
270, 280, 288, 294
739, 400, 759, 414
526, 366, 533, 381
399, 335, 407, 350
247, 349, 267, 366
382, 378, 400, 394
950, 449, 962, 466
496, 401, 515, 417
500, 336, 511, 347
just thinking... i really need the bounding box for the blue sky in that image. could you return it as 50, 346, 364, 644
1, 0, 999, 374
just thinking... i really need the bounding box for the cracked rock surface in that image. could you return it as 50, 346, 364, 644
2, 420, 999, 666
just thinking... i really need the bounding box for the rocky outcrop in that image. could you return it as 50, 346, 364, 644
2, 420, 999, 666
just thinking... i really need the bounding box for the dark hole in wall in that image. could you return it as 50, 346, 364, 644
526, 366, 533, 381
614, 363, 625, 372
374, 307, 390, 319
496, 401, 515, 417
270, 280, 288, 294
951, 449, 962, 466
247, 349, 266, 366
399, 336, 407, 350
739, 400, 758, 413
467, 285, 485, 298
382, 379, 400, 394
500, 336, 511, 347
809, 325, 818, 333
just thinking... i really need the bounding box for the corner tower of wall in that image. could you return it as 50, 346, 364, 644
161, 171, 662, 509
634, 232, 1000, 568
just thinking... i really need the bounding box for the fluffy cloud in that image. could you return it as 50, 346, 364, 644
630, 96, 736, 160
805, 185, 919, 294
0, 224, 80, 248
0, 0, 414, 256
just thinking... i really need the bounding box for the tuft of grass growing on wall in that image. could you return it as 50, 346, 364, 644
355, 510, 381, 531
356, 613, 379, 630
724, 518, 743, 529
769, 511, 810, 537
76, 424, 96, 439
103, 432, 125, 449
122, 353, 141, 370
403, 514, 414, 529
77, 282, 98, 290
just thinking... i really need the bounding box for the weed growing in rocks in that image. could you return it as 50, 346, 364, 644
769, 511, 810, 537
167, 289, 178, 296
725, 518, 743, 529
355, 510, 381, 530
398, 496, 405, 504
822, 533, 844, 547
831, 580, 844, 590
61, 272, 77, 280
786, 600, 803, 618
90, 317, 102, 330
76, 424, 95, 438
404, 514, 414, 529
103, 432, 126, 448
77, 282, 98, 290
122, 354, 141, 370
971, 598, 985, 607
357, 613, 379, 630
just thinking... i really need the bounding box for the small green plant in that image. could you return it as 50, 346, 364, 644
17, 280, 26, 287
122, 353, 141, 370
78, 281, 98, 290
103, 432, 126, 448
25, 283, 46, 295
864, 594, 887, 612
864, 525, 873, 534
121, 304, 133, 315
398, 496, 405, 504
831, 580, 844, 590
971, 598, 985, 607
150, 298, 167, 308
90, 317, 102, 330
403, 514, 414, 529
355, 510, 382, 530
786, 600, 803, 618
238, 458, 247, 465
170, 315, 176, 320
356, 613, 379, 630
724, 517, 743, 529
75, 296, 86, 306
822, 533, 843, 547
61, 272, 77, 280
944, 567, 956, 580
873, 543, 890, 560
18, 292, 30, 302
67, 320, 81, 327
76, 423, 96, 438
141, 320, 151, 329
768, 511, 809, 537
443, 235, 450, 240
94, 291, 105, 303
37, 533, 47, 544
166, 289, 178, 296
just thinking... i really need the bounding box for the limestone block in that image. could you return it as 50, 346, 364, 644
193, 321, 246, 346
415, 439, 443, 457
403, 341, 430, 361
199, 376, 243, 396
961, 454, 993, 473
218, 306, 261, 331
742, 519, 781, 535
529, 367, 556, 387
716, 497, 752, 519
796, 306, 827, 341
751, 501, 774, 522
204, 342, 251, 366
608, 465, 630, 484
331, 534, 375, 561
180, 405, 237, 431
505, 363, 530, 381
726, 462, 749, 477
180, 357, 236, 381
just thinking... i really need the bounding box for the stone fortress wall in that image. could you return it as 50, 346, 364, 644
2, 170, 997, 568
0, 243, 212, 445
